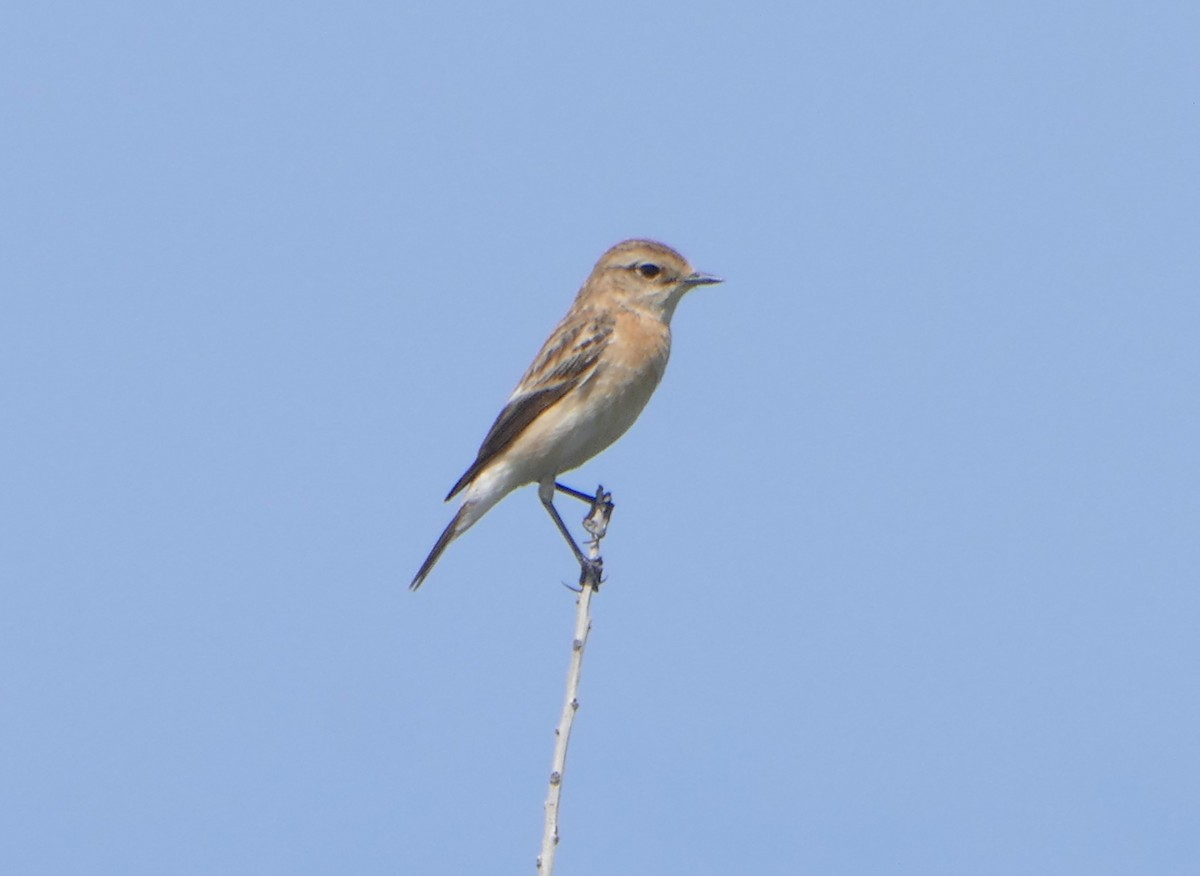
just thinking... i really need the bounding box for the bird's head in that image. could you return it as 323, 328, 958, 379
581, 239, 722, 322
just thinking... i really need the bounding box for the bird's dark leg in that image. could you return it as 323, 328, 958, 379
554, 482, 596, 505
541, 491, 588, 565
540, 482, 610, 588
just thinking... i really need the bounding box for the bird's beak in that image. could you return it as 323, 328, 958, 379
683, 271, 723, 287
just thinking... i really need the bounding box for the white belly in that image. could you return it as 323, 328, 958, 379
511, 357, 664, 484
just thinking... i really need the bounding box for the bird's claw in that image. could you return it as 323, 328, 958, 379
579, 556, 604, 590
582, 486, 614, 540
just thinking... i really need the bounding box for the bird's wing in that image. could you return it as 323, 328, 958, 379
445, 309, 615, 501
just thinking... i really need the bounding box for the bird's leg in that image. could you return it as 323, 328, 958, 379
540, 490, 599, 585
540, 482, 610, 588
554, 482, 596, 505
580, 486, 613, 589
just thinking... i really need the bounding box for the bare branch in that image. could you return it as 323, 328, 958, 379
537, 486, 614, 874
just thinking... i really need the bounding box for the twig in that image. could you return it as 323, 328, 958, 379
537, 486, 614, 874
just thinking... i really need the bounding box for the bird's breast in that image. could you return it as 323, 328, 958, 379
548, 317, 670, 467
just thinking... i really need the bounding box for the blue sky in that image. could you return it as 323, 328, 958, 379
3, 2, 1198, 873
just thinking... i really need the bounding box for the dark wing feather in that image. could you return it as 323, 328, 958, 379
445, 311, 614, 501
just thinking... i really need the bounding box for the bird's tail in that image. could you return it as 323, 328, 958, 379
410, 503, 473, 591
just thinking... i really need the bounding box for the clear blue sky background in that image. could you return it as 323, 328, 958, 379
3, 2, 1198, 873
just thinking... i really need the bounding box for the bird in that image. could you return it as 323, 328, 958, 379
410, 239, 722, 590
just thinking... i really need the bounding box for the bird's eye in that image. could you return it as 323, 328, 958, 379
637, 263, 661, 279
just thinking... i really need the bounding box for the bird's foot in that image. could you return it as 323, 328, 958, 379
583, 486, 614, 540
579, 556, 604, 591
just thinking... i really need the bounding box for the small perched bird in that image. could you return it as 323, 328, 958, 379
411, 239, 722, 590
